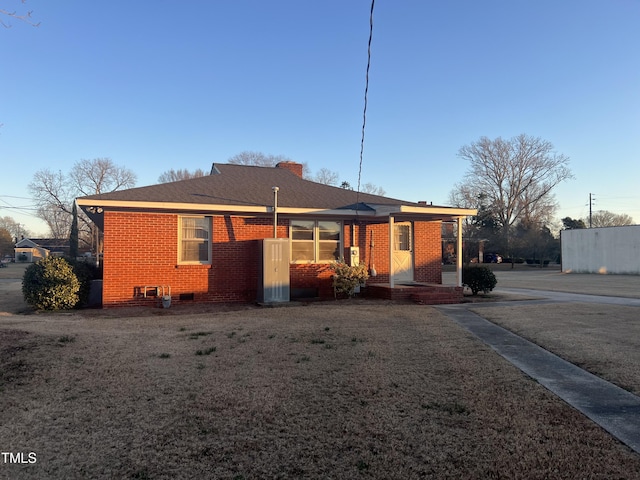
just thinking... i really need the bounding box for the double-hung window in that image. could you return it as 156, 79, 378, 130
179, 216, 212, 264
290, 220, 341, 263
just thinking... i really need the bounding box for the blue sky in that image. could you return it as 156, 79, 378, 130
1, 0, 639, 235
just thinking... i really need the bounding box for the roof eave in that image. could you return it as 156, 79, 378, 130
369, 204, 477, 218
76, 199, 271, 214
75, 199, 477, 221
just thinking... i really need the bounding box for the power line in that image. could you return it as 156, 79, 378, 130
0, 206, 39, 211
0, 197, 39, 212
356, 0, 375, 209
0, 195, 34, 200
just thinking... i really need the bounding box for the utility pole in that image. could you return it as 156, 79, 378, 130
589, 193, 595, 228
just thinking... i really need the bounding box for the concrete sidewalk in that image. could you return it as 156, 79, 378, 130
437, 271, 640, 455
437, 303, 640, 455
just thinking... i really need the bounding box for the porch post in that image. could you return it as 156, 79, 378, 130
456, 216, 463, 287
389, 214, 395, 288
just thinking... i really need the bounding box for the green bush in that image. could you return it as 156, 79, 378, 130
462, 265, 497, 295
22, 257, 81, 310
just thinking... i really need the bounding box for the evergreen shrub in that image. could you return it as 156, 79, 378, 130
462, 265, 497, 295
22, 257, 80, 310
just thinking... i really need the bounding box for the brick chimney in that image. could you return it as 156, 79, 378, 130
276, 161, 303, 178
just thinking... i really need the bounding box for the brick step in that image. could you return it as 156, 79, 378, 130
366, 284, 464, 304
410, 287, 464, 305
411, 290, 464, 305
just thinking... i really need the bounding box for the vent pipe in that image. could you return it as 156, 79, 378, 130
272, 186, 279, 238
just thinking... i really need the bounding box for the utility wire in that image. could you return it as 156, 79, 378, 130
356, 0, 375, 211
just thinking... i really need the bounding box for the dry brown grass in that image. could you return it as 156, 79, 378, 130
2, 301, 640, 479
473, 302, 640, 395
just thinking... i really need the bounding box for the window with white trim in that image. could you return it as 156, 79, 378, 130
290, 220, 342, 263
179, 216, 212, 264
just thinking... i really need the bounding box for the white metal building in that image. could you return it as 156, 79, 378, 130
561, 225, 640, 275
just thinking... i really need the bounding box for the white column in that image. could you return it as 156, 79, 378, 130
389, 215, 395, 288
456, 216, 463, 287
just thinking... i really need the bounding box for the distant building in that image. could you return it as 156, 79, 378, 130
561, 225, 640, 274
14, 238, 70, 262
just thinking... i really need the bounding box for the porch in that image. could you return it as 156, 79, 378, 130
366, 282, 464, 305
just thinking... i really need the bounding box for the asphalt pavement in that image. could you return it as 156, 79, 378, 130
443, 264, 640, 299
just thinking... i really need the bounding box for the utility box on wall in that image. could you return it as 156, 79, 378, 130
258, 238, 290, 304
349, 246, 360, 266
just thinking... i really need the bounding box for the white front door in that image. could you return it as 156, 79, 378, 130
393, 222, 414, 283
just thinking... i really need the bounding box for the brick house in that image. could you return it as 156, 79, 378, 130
76, 162, 476, 308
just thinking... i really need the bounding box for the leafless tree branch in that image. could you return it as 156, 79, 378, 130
1, 1, 40, 28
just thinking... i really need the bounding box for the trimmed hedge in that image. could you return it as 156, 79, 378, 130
462, 265, 497, 295
22, 257, 80, 310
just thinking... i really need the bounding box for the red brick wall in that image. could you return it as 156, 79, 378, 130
360, 222, 391, 284
413, 220, 443, 283
104, 212, 197, 307
100, 212, 442, 307
355, 220, 442, 284
102, 212, 274, 307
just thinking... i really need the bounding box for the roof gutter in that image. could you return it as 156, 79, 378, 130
76, 199, 477, 219
370, 204, 477, 218
76, 199, 271, 214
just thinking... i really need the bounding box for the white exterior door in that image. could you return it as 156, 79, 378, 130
393, 222, 414, 283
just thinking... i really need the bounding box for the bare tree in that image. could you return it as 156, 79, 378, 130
1, 1, 40, 28
28, 169, 75, 238
588, 210, 634, 228
314, 168, 340, 186
227, 151, 311, 178
517, 182, 558, 228
448, 183, 477, 209
69, 158, 137, 196
226, 152, 383, 192
158, 168, 207, 183
0, 228, 13, 257
38, 205, 72, 239
29, 159, 136, 243
228, 151, 289, 167
360, 182, 385, 196
0, 215, 29, 240
71, 159, 136, 252
450, 134, 572, 261
451, 134, 572, 255
448, 190, 501, 252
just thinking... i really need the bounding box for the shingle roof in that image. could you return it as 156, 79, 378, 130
78, 163, 418, 210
